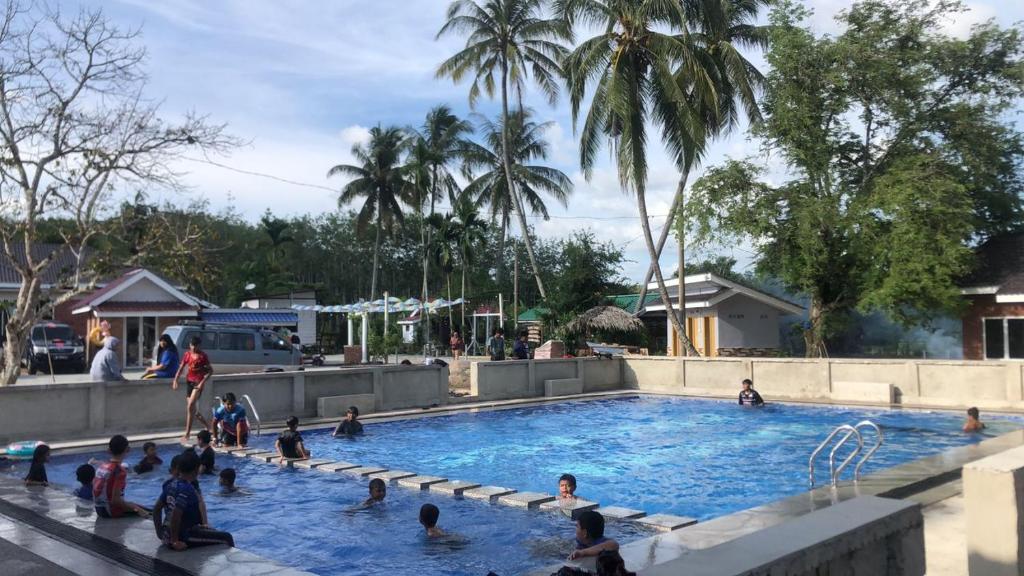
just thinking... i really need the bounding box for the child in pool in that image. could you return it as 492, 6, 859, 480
569, 511, 619, 560
74, 464, 95, 499
133, 442, 164, 474
964, 407, 986, 432
361, 478, 386, 507
24, 444, 49, 486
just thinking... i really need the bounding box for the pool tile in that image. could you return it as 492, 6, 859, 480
368, 470, 417, 482
635, 513, 698, 531
497, 492, 556, 508
397, 475, 448, 490
430, 480, 482, 495
292, 459, 334, 469
539, 498, 599, 518
316, 461, 361, 472
596, 506, 647, 520
342, 466, 388, 477
463, 486, 518, 501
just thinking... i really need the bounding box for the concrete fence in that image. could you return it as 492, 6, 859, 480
0, 365, 448, 443
470, 357, 623, 400
623, 356, 1024, 411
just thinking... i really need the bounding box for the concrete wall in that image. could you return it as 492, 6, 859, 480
471, 358, 624, 400
963, 444, 1024, 575
623, 356, 1024, 411
0, 365, 448, 443
716, 295, 781, 349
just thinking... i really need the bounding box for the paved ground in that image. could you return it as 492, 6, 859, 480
923, 494, 966, 575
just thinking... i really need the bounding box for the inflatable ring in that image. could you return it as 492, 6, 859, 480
6, 441, 43, 458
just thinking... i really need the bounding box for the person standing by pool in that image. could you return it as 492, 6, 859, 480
172, 336, 213, 444
333, 406, 364, 437
512, 332, 530, 360
143, 334, 179, 380
450, 330, 465, 361
738, 379, 764, 406
487, 328, 505, 361
569, 510, 619, 560
211, 393, 249, 448
276, 416, 311, 462
964, 407, 986, 432
90, 337, 126, 382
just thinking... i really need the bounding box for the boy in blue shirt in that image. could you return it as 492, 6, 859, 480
211, 393, 249, 447
155, 451, 234, 550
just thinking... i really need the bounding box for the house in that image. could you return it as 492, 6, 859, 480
58, 268, 206, 368
241, 290, 317, 345
0, 242, 93, 328
959, 233, 1024, 360
622, 273, 803, 357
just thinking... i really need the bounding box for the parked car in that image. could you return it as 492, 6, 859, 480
23, 322, 86, 374
162, 323, 301, 374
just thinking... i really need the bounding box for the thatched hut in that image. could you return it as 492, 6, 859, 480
564, 306, 645, 336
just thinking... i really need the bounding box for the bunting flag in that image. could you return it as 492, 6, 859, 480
291, 297, 465, 315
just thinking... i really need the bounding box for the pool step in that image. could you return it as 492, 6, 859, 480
430, 480, 481, 495
595, 506, 647, 520
539, 498, 599, 519
292, 459, 334, 469
368, 470, 417, 482
634, 513, 698, 531
498, 492, 556, 509
316, 461, 361, 472
398, 475, 448, 490
463, 486, 517, 502
342, 466, 388, 477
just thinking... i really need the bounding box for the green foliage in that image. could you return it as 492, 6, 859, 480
687, 0, 1024, 354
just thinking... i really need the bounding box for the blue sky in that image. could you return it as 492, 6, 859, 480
76, 0, 1022, 281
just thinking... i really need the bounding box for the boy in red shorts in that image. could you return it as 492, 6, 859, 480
172, 336, 213, 444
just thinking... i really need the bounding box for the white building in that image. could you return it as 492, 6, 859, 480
240, 290, 318, 344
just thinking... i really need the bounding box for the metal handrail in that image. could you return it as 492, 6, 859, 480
241, 394, 261, 437
853, 420, 884, 481
830, 426, 864, 486
809, 424, 856, 487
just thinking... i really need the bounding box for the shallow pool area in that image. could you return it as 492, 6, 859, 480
250, 396, 1023, 519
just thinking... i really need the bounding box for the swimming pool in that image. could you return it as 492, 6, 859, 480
4, 395, 1019, 575
250, 395, 1022, 519
4, 445, 653, 575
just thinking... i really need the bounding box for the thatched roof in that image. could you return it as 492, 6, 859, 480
564, 305, 645, 335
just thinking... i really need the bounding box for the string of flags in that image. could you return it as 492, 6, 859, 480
291, 297, 465, 315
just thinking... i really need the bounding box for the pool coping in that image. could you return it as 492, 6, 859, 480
15, 389, 1024, 575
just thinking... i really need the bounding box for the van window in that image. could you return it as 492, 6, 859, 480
219, 332, 255, 351
182, 330, 218, 350
261, 332, 291, 352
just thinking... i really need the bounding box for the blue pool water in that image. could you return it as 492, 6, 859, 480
4, 396, 1020, 575
251, 396, 1023, 519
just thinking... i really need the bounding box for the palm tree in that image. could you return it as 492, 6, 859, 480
559, 0, 722, 355
452, 193, 487, 328
427, 212, 459, 331
328, 125, 409, 302
463, 109, 573, 287
631, 0, 770, 317
406, 106, 474, 344
436, 0, 571, 300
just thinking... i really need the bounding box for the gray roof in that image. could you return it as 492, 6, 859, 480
0, 243, 89, 286
962, 233, 1024, 294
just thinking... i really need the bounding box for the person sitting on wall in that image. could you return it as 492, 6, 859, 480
963, 407, 986, 432
333, 406, 364, 437
512, 332, 530, 360
738, 379, 764, 406
276, 416, 311, 462
143, 334, 179, 380
211, 393, 249, 448
569, 510, 619, 560
90, 337, 126, 382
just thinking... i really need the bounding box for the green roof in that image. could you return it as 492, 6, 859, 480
517, 307, 551, 322
607, 293, 660, 312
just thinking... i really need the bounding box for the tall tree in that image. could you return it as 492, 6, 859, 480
463, 109, 573, 289
406, 105, 474, 344
436, 0, 572, 300
328, 125, 410, 302
427, 212, 459, 330
559, 0, 720, 355
452, 193, 487, 328
0, 2, 232, 384
687, 0, 1024, 355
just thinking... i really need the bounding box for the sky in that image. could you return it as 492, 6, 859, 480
67, 0, 1023, 282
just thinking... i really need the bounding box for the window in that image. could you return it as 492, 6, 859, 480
984, 318, 1024, 359
261, 331, 291, 351
219, 332, 255, 351
182, 330, 218, 350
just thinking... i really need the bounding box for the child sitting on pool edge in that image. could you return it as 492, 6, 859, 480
569, 510, 619, 560
93, 435, 151, 518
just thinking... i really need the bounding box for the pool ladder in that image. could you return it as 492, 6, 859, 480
808, 420, 883, 487
242, 394, 262, 437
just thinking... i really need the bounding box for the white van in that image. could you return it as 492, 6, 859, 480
162, 323, 301, 374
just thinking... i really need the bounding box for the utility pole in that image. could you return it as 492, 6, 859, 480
513, 240, 519, 333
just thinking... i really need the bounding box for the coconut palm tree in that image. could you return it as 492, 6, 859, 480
630, 0, 770, 316
559, 0, 722, 355
328, 125, 409, 302
436, 0, 572, 300
406, 106, 475, 344
452, 193, 487, 328
463, 109, 573, 287
427, 212, 459, 331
